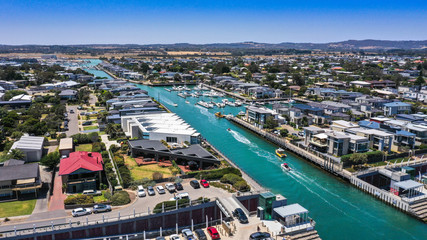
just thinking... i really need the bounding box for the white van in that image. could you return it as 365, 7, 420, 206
137, 185, 146, 197
170, 192, 190, 201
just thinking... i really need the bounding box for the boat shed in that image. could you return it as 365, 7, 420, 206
393, 180, 424, 198
273, 203, 310, 227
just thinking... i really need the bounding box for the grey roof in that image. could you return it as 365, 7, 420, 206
0, 162, 39, 181
59, 90, 77, 96
171, 145, 215, 159
394, 180, 423, 190
274, 204, 308, 218
3, 159, 25, 166
128, 140, 168, 151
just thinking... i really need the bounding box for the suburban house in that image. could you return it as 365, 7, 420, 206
10, 136, 44, 162
58, 89, 78, 100
59, 151, 104, 193
383, 102, 412, 116
0, 159, 42, 199
245, 106, 276, 128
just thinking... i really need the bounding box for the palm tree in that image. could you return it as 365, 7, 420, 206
8, 149, 25, 160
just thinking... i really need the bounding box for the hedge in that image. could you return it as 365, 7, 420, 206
191, 167, 242, 180
341, 151, 384, 167
233, 180, 251, 192
111, 191, 130, 206
64, 195, 94, 205
153, 199, 190, 213
220, 173, 243, 185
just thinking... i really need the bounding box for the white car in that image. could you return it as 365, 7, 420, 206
137, 185, 146, 197
170, 234, 181, 240
181, 229, 194, 240
156, 185, 166, 194
72, 208, 92, 217
165, 183, 176, 193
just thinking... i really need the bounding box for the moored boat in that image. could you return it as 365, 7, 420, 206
276, 148, 287, 158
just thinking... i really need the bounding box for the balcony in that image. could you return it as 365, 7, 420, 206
309, 139, 328, 148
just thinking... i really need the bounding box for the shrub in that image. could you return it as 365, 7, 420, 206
64, 194, 94, 205
153, 199, 190, 213
104, 191, 112, 201
119, 166, 132, 187
220, 173, 242, 185
92, 142, 106, 152
365, 151, 384, 163
114, 155, 125, 167
111, 191, 130, 206
192, 167, 242, 180
152, 172, 164, 180
233, 180, 251, 192
130, 178, 156, 189
110, 145, 120, 153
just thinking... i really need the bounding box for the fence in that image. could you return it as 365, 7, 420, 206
0, 198, 216, 239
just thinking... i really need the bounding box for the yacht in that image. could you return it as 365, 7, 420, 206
172, 103, 178, 107
197, 101, 213, 109
178, 93, 186, 98
235, 100, 243, 106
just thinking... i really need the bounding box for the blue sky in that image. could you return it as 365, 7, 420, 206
0, 0, 426, 45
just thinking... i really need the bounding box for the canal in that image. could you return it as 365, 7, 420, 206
135, 85, 427, 240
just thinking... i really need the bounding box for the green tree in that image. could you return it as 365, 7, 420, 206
280, 129, 289, 137
8, 149, 25, 160
414, 76, 425, 86
264, 116, 278, 129
349, 153, 368, 165
40, 151, 61, 170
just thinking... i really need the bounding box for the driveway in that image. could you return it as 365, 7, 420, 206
65, 105, 79, 137
48, 174, 67, 211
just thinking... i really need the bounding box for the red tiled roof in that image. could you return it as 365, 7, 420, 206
59, 151, 103, 175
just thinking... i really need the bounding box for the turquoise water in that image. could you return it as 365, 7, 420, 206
82, 59, 113, 79
134, 85, 427, 240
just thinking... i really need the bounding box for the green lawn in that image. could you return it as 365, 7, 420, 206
83, 126, 99, 131
124, 156, 172, 180
75, 143, 93, 152
0, 199, 37, 218
93, 191, 109, 203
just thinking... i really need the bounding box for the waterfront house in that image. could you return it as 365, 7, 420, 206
0, 159, 42, 199
10, 136, 44, 162
247, 86, 275, 99
121, 112, 201, 144
246, 106, 276, 128
59, 151, 103, 193
383, 102, 412, 116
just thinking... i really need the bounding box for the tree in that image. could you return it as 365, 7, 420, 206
349, 153, 368, 165
8, 149, 25, 160
213, 62, 230, 74
40, 151, 61, 170
414, 76, 425, 87
280, 129, 289, 137
264, 116, 278, 129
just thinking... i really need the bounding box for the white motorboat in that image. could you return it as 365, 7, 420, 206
281, 163, 291, 171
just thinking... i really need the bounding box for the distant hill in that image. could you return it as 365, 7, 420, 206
1, 40, 427, 54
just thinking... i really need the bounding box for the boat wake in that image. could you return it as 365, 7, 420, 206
160, 98, 174, 106
228, 129, 252, 145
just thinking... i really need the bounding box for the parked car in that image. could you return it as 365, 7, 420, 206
292, 133, 298, 137
155, 237, 166, 240
156, 185, 166, 194
174, 182, 184, 191
82, 121, 92, 126
72, 208, 92, 217
147, 186, 155, 196
169, 192, 190, 201
137, 185, 146, 197
170, 234, 181, 240
249, 232, 271, 240
93, 204, 112, 213
181, 229, 194, 240
165, 183, 176, 193
70, 109, 74, 114
298, 131, 304, 136
194, 229, 207, 240
190, 180, 200, 189
200, 179, 209, 188
232, 208, 248, 223
82, 189, 102, 196
206, 227, 220, 240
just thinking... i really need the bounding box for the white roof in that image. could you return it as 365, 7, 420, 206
59, 138, 73, 150
131, 113, 199, 136
274, 204, 308, 218
351, 81, 371, 86
11, 136, 44, 151
332, 120, 359, 128
394, 180, 423, 190
313, 133, 328, 139
350, 128, 393, 137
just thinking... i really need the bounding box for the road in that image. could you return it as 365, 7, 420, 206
65, 105, 79, 137
0, 180, 233, 234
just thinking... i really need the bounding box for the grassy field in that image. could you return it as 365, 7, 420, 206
83, 126, 99, 131
124, 156, 172, 180
0, 199, 37, 218
75, 144, 93, 152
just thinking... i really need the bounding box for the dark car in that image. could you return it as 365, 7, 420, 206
190, 180, 200, 189
155, 237, 166, 240
194, 229, 208, 240
70, 109, 74, 114
249, 232, 271, 240
174, 182, 184, 191
82, 121, 92, 126
232, 208, 248, 223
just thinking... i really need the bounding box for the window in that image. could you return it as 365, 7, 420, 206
166, 137, 177, 143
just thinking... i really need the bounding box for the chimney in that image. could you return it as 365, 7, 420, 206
88, 153, 92, 157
